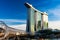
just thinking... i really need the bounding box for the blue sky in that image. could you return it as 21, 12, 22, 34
0, 0, 60, 27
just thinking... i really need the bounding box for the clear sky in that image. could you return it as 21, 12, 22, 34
0, 0, 60, 30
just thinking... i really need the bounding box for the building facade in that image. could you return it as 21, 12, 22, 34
24, 3, 48, 33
